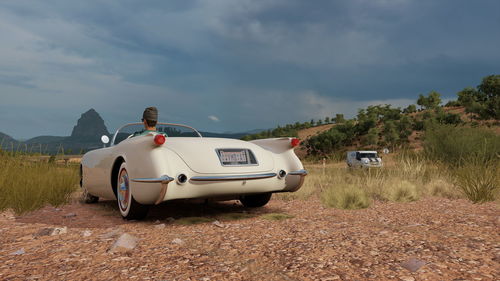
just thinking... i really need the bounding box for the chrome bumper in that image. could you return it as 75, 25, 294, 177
131, 175, 174, 184
190, 173, 277, 182
131, 175, 174, 205
130, 169, 307, 204
288, 169, 308, 176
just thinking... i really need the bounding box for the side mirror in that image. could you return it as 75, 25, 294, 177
101, 135, 110, 147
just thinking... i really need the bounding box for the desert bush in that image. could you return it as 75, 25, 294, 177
452, 159, 499, 203
425, 179, 462, 199
321, 184, 371, 209
424, 124, 500, 166
0, 154, 78, 214
386, 180, 419, 202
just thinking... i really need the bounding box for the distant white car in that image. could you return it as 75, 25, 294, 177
80, 123, 307, 220
346, 151, 382, 168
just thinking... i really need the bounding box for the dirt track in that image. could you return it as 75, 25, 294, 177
0, 197, 498, 281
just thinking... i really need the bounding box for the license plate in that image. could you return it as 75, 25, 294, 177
216, 149, 257, 166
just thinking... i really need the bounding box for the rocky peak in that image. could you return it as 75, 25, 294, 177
70, 109, 109, 141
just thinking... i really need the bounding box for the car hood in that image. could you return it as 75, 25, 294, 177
162, 137, 275, 174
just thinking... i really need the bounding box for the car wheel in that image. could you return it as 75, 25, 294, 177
117, 162, 149, 220
240, 193, 272, 208
80, 165, 98, 203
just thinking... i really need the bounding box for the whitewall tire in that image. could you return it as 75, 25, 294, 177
117, 162, 149, 220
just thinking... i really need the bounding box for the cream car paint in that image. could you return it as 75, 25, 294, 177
81, 123, 307, 205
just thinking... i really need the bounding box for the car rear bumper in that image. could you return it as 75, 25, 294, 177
130, 169, 307, 204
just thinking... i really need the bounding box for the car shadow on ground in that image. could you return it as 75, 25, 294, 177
16, 199, 285, 228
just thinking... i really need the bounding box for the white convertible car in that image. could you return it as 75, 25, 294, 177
80, 123, 307, 219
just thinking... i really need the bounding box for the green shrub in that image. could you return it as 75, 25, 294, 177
424, 124, 500, 166
452, 159, 499, 203
321, 184, 371, 209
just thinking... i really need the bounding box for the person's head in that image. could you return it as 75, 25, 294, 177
142, 106, 158, 129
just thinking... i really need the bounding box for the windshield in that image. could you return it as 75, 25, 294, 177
357, 152, 378, 158
112, 123, 202, 145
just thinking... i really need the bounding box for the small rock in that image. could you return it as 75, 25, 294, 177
100, 228, 122, 239
63, 213, 76, 218
165, 217, 175, 223
35, 228, 53, 237
110, 233, 138, 253
154, 224, 166, 229
154, 220, 161, 224
11, 248, 25, 255
35, 227, 67, 237
401, 258, 426, 272
82, 230, 92, 237
319, 230, 327, 235
212, 220, 224, 228
51, 227, 67, 236
172, 238, 184, 245
369, 251, 379, 256
54, 208, 61, 212
400, 277, 415, 281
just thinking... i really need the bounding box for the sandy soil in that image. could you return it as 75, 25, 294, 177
0, 196, 498, 281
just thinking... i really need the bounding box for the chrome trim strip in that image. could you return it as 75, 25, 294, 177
190, 173, 277, 182
131, 175, 174, 183
111, 122, 202, 145
288, 169, 308, 176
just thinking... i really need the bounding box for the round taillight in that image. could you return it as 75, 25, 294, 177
290, 138, 300, 148
154, 134, 166, 145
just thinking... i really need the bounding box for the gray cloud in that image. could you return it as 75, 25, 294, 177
0, 0, 499, 139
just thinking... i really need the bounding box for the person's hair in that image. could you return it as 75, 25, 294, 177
145, 119, 157, 127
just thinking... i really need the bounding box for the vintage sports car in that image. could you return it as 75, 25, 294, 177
80, 123, 307, 219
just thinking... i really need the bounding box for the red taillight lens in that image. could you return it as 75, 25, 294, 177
154, 134, 166, 145
291, 138, 300, 148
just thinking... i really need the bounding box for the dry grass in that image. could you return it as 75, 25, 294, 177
276, 153, 478, 209
452, 159, 500, 203
0, 153, 79, 214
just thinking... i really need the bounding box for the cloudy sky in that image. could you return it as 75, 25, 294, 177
1, 0, 499, 139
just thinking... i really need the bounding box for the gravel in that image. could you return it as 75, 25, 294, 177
0, 197, 498, 280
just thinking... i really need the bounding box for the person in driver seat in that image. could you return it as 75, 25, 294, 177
132, 106, 162, 137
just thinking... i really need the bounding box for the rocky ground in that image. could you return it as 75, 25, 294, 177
0, 197, 498, 281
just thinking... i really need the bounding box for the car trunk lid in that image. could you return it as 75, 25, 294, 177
163, 137, 275, 174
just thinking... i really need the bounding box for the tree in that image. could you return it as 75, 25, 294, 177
325, 117, 330, 124
365, 127, 379, 146
334, 114, 345, 124
383, 121, 399, 145
397, 115, 413, 140
456, 75, 500, 120
403, 104, 417, 114
417, 91, 442, 110
316, 119, 323, 126
477, 75, 500, 120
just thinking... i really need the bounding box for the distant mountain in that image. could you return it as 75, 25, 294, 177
0, 132, 19, 149
70, 109, 110, 141
25, 136, 66, 144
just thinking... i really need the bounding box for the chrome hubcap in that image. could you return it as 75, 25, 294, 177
118, 169, 130, 212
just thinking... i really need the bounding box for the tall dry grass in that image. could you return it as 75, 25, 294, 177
276, 154, 464, 209
0, 153, 79, 214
